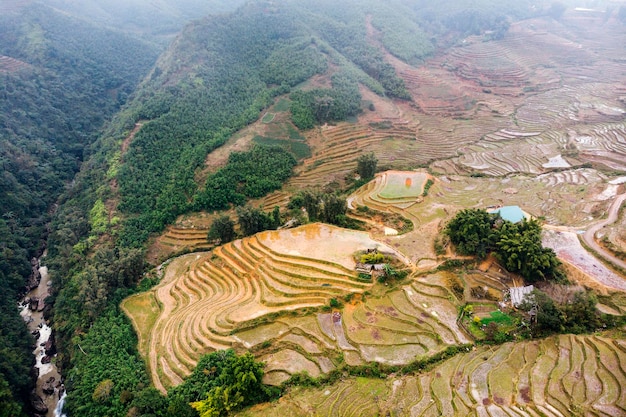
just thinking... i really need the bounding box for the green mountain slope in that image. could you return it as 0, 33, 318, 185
0, 3, 159, 413
103, 0, 441, 246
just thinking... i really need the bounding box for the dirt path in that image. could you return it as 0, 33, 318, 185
121, 122, 144, 154
582, 192, 626, 272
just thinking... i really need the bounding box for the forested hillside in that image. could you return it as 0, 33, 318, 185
39, 0, 560, 416
0, 2, 159, 414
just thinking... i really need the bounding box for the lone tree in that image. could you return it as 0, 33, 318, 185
208, 215, 235, 244
356, 153, 377, 180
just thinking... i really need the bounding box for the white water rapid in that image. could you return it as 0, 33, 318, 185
54, 391, 67, 417
19, 255, 63, 417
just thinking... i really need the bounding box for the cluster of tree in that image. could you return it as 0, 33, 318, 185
445, 209, 562, 282
195, 146, 296, 213
0, 251, 33, 416
369, 4, 434, 65
187, 351, 277, 417
519, 289, 619, 338
68, 346, 276, 417
442, 9, 510, 39
288, 190, 348, 226
208, 206, 282, 244
260, 39, 328, 87
290, 71, 362, 129
60, 308, 151, 417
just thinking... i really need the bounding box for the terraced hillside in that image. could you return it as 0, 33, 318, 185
126, 224, 392, 390
0, 55, 31, 73
236, 333, 626, 417
290, 121, 422, 189
124, 223, 483, 392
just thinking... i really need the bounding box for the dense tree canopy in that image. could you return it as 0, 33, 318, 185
444, 208, 498, 259
170, 350, 277, 417
0, 3, 158, 412
494, 220, 562, 283
519, 289, 606, 337
445, 210, 562, 282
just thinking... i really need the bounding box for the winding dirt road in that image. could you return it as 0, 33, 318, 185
582, 192, 626, 271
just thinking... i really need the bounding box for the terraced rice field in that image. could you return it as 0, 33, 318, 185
127, 224, 397, 390
289, 121, 422, 188
543, 230, 626, 292
126, 222, 481, 392
377, 171, 430, 200
236, 334, 626, 417
136, 12, 626, 407
0, 55, 31, 73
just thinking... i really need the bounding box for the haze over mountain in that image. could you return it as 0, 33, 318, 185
44, 0, 246, 43
1, 0, 625, 416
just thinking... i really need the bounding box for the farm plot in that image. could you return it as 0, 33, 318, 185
241, 273, 472, 383
423, 172, 611, 227
147, 225, 212, 264
571, 122, 626, 170
515, 85, 625, 132
432, 131, 571, 176
376, 171, 431, 201
542, 230, 626, 292
446, 41, 531, 89
349, 167, 617, 270
235, 333, 626, 417
289, 121, 422, 189
126, 224, 402, 391
0, 55, 31, 73
126, 223, 484, 391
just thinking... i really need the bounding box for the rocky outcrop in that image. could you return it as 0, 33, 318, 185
30, 393, 48, 415
25, 257, 41, 292
43, 332, 56, 356
42, 377, 56, 395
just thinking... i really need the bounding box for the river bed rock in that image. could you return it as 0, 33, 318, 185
30, 393, 48, 415
42, 377, 55, 395
25, 257, 41, 292
44, 333, 56, 356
